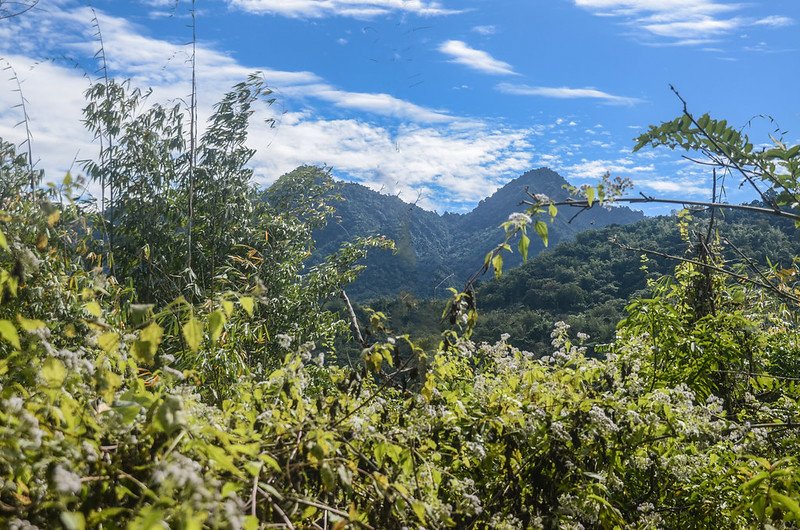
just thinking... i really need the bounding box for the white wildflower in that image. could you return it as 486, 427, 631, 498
8, 519, 40, 530
507, 212, 532, 225
52, 465, 82, 495
4, 396, 23, 413
276, 334, 293, 349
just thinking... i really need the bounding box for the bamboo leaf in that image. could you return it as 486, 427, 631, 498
239, 296, 255, 317
183, 317, 203, 352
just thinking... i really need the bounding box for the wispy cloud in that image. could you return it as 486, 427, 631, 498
497, 83, 642, 105
573, 1, 793, 45
472, 25, 497, 35
228, 0, 460, 19
563, 158, 655, 180
754, 15, 794, 27
438, 40, 517, 76
292, 84, 454, 123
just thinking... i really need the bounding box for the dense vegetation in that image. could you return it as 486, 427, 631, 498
4, 65, 800, 530
351, 208, 800, 355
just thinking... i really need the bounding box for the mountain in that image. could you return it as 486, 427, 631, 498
314, 168, 644, 299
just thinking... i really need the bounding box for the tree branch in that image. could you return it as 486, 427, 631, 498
522, 194, 800, 223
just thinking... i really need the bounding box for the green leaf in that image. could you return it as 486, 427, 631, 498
518, 233, 530, 263
41, 357, 66, 387
0, 320, 20, 350
183, 317, 203, 352
535, 220, 549, 247
208, 310, 226, 343
0, 229, 7, 251
412, 501, 427, 524
239, 296, 255, 317
773, 492, 800, 521
548, 203, 558, 220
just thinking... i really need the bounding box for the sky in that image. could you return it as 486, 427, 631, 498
0, 0, 798, 213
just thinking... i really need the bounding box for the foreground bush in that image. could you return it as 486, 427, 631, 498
3, 193, 800, 530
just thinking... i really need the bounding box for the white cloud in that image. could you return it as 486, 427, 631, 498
562, 158, 655, 180
472, 25, 497, 35
634, 178, 708, 196
497, 83, 642, 105
0, 2, 534, 212
228, 0, 460, 18
574, 1, 793, 45
643, 17, 740, 38
438, 40, 517, 76
754, 15, 794, 27
253, 117, 535, 209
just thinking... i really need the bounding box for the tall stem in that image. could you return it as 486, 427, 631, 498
187, 0, 198, 273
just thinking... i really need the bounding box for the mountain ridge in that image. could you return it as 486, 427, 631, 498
314, 168, 644, 299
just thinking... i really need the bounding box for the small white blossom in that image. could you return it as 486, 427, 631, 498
276, 334, 293, 349
52, 465, 82, 495
507, 212, 532, 225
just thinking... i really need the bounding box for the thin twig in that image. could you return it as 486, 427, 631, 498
340, 289, 366, 348
287, 497, 375, 530
613, 240, 800, 306
522, 195, 800, 223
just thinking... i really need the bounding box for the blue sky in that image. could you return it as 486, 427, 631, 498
0, 0, 798, 213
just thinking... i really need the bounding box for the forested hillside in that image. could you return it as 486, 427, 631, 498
313, 168, 643, 299
352, 208, 800, 354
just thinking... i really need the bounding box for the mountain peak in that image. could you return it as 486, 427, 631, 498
315, 168, 644, 299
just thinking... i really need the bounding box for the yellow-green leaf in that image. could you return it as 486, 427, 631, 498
42, 357, 66, 387
221, 300, 235, 318
60, 512, 86, 530
208, 310, 226, 343
239, 296, 255, 317
518, 233, 530, 263
133, 322, 163, 364
0, 229, 7, 251
535, 220, 549, 247
183, 317, 203, 352
586, 186, 596, 207
84, 301, 102, 318
491, 253, 503, 278
47, 210, 61, 227
98, 332, 120, 354
18, 315, 46, 331
412, 501, 427, 524
0, 320, 20, 349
